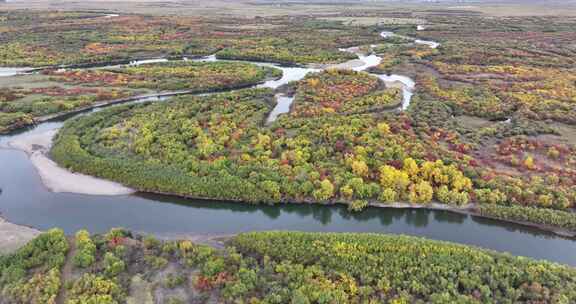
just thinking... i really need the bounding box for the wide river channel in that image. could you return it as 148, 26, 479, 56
1, 31, 575, 266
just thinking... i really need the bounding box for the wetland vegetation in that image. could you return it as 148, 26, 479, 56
0, 60, 280, 133
1, 5, 576, 237
2, 3, 576, 302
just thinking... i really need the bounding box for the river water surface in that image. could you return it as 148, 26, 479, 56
1, 32, 576, 266
0, 67, 33, 77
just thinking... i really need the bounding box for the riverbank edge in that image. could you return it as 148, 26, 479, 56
0, 215, 41, 255
5, 154, 573, 243
1, 190, 574, 256
5, 130, 136, 195
126, 187, 576, 239
0, 213, 234, 253
371, 202, 576, 239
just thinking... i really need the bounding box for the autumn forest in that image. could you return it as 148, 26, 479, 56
1, 3, 576, 303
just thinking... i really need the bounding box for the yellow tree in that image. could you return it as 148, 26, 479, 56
403, 158, 419, 179
379, 165, 410, 196
340, 185, 354, 199
524, 155, 535, 170
379, 165, 399, 189
409, 181, 433, 204
379, 188, 397, 203
377, 122, 391, 136
313, 179, 335, 201
352, 160, 369, 177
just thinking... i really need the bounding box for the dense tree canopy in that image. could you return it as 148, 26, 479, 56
2, 229, 576, 303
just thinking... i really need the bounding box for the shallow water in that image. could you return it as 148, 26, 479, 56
380, 30, 440, 49
266, 94, 294, 124
0, 67, 32, 77
377, 74, 416, 110
352, 54, 382, 71
129, 58, 169, 66
415, 39, 440, 49
258, 66, 318, 89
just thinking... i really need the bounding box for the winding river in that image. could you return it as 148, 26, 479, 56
0, 67, 33, 77
1, 31, 576, 266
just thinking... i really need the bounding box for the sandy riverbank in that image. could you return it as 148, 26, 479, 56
0, 216, 40, 254
323, 59, 366, 70
7, 130, 135, 196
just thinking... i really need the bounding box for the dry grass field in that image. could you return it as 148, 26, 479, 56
2, 0, 576, 17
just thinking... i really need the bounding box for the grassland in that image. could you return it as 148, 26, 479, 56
3, 0, 576, 17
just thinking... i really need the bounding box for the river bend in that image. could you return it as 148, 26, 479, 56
2, 31, 576, 266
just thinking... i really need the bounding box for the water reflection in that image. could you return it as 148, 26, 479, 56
135, 192, 572, 241
406, 209, 429, 227
470, 215, 559, 240
434, 210, 467, 224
